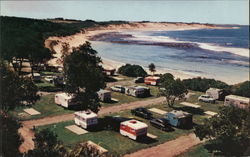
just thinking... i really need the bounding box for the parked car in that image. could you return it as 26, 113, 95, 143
150, 118, 172, 131
104, 116, 131, 131
110, 85, 125, 93
131, 107, 153, 119
134, 77, 144, 83
198, 95, 216, 103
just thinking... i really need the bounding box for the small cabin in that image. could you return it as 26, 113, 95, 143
144, 76, 160, 86
206, 88, 227, 100
97, 89, 112, 102
103, 68, 116, 76
125, 86, 150, 97
55, 93, 75, 108
224, 95, 250, 109
120, 120, 148, 140
74, 110, 98, 129
165, 110, 192, 128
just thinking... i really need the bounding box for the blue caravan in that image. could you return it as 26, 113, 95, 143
165, 110, 192, 128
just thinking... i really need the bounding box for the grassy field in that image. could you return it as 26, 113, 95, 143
10, 94, 73, 120
37, 116, 192, 155
35, 90, 223, 155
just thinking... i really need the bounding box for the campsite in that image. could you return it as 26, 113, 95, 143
1, 8, 249, 157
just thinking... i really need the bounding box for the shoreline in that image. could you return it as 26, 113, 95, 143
45, 22, 247, 85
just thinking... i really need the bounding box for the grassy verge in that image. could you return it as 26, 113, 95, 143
9, 94, 73, 120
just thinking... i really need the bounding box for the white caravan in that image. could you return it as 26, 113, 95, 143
74, 110, 98, 129
54, 93, 75, 108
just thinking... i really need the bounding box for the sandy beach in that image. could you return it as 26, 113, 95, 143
45, 22, 239, 82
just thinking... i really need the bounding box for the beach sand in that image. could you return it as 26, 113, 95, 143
45, 22, 237, 82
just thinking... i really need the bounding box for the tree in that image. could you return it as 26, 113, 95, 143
118, 64, 147, 77
63, 42, 105, 113
148, 63, 156, 75
0, 60, 39, 112
160, 78, 188, 107
232, 81, 250, 98
160, 73, 174, 84
182, 77, 229, 92
27, 129, 66, 157
0, 114, 22, 157
194, 106, 250, 156
68, 143, 120, 157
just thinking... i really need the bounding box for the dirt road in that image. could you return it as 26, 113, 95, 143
124, 133, 202, 157
19, 96, 165, 153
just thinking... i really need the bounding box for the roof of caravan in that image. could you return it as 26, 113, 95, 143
56, 93, 73, 99
206, 88, 222, 92
127, 85, 149, 90
121, 120, 148, 130
75, 111, 97, 119
168, 110, 191, 118
226, 95, 250, 102
33, 73, 41, 77
145, 76, 160, 79
97, 89, 111, 94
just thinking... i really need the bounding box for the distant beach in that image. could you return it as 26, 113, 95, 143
45, 22, 249, 84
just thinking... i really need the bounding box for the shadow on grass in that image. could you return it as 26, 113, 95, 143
136, 136, 158, 144
104, 76, 118, 82
203, 141, 249, 156
173, 106, 205, 115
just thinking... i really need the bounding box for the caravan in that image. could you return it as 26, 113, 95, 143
120, 120, 148, 140
144, 76, 160, 86
55, 93, 75, 108
74, 110, 98, 129
125, 86, 150, 97
224, 95, 250, 109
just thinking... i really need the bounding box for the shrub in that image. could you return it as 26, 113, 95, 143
182, 77, 229, 92
118, 64, 147, 77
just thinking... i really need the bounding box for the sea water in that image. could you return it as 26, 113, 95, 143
90, 26, 249, 84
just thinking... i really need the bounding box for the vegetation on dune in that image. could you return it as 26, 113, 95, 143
182, 77, 250, 98
182, 77, 229, 92
118, 64, 147, 77
63, 42, 105, 113
231, 81, 250, 98
194, 106, 250, 156
0, 16, 128, 75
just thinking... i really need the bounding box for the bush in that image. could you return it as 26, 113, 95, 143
182, 77, 229, 92
232, 81, 250, 98
118, 64, 147, 77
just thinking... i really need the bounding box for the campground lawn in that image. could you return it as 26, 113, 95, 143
9, 94, 73, 121
36, 93, 222, 155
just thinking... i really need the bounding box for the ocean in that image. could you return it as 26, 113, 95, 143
90, 26, 249, 84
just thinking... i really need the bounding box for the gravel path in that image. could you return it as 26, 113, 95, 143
19, 96, 165, 153
124, 133, 202, 157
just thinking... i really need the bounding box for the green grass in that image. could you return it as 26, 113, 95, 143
36, 82, 55, 88
10, 94, 73, 120
35, 90, 223, 155
38, 117, 191, 155
185, 90, 224, 113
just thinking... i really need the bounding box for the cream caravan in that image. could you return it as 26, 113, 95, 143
74, 110, 98, 129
